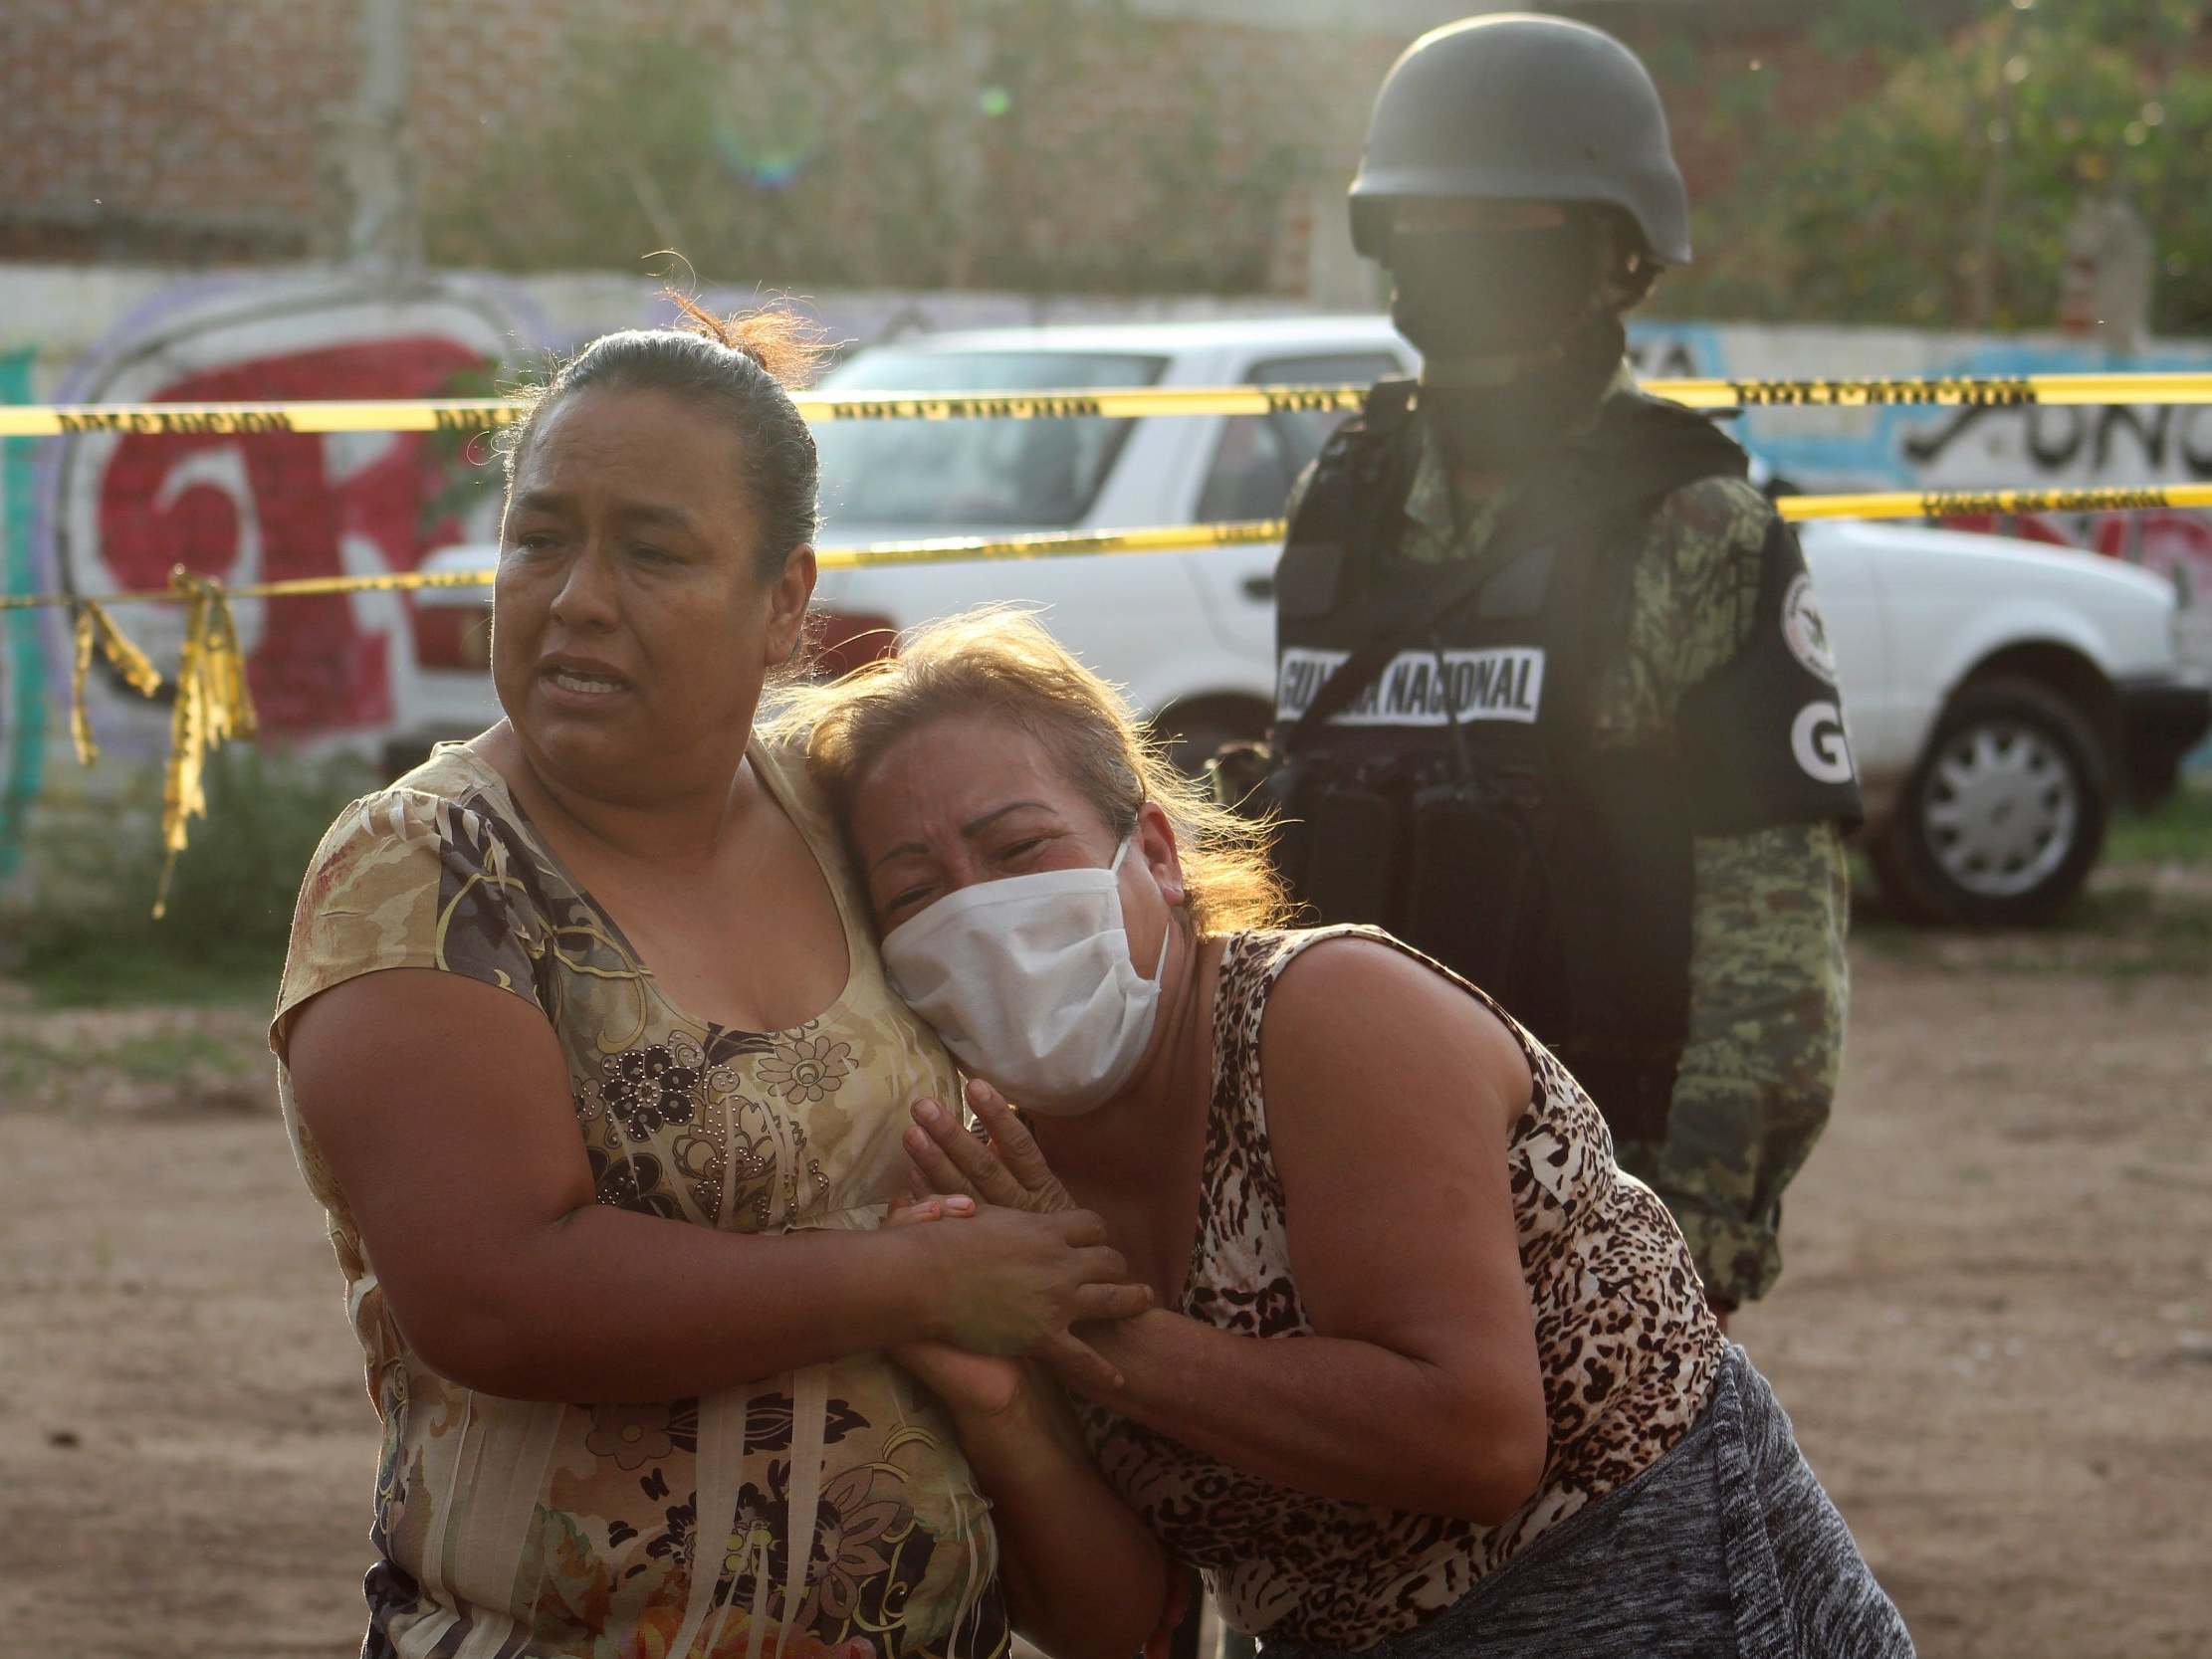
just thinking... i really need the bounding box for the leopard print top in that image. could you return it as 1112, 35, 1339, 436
1074, 926, 1726, 1649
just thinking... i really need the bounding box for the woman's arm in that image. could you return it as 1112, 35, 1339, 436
910, 942, 1551, 1523
935, 1362, 1168, 1659
881, 1198, 1169, 1659
285, 967, 1149, 1401
1070, 1303, 1541, 1524
911, 1353, 1168, 1659
1096, 939, 1547, 1519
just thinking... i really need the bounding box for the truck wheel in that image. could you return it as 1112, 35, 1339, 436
1873, 675, 2109, 927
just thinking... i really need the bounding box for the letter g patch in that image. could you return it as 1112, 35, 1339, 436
1791, 700, 1856, 785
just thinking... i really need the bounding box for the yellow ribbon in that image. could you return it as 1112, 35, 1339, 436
70, 608, 102, 768
152, 569, 258, 920
11, 370, 2212, 435
68, 599, 164, 765
12, 471, 2212, 915
6, 474, 2212, 633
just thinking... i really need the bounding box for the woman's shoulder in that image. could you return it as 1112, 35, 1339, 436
751, 725, 831, 823
301, 746, 524, 899
1213, 925, 1440, 1071
275, 746, 548, 1049
750, 726, 861, 893
1221, 925, 1536, 1102
1220, 923, 1437, 1007
1238, 926, 1541, 1042
328, 741, 512, 826
387, 738, 515, 802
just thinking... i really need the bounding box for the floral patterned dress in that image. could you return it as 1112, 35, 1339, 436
271, 738, 1007, 1659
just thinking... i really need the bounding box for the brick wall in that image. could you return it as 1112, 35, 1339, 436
0, 1, 1867, 290
0, 0, 350, 259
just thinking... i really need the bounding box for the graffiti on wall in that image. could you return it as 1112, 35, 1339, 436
1, 273, 1309, 880
43, 277, 541, 727
1896, 395, 2212, 606
0, 272, 544, 874
1630, 323, 2212, 617
5, 294, 2209, 881
1, 348, 45, 879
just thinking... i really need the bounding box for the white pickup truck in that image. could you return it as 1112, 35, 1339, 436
408, 315, 2210, 927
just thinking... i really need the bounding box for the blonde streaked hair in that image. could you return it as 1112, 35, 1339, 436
774, 607, 1292, 936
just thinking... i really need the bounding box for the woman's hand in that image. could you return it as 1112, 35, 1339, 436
882, 1196, 1028, 1421
889, 1193, 1174, 1659
905, 1078, 1079, 1215
902, 1193, 1150, 1394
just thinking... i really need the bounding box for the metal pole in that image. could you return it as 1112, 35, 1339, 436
344, 0, 421, 273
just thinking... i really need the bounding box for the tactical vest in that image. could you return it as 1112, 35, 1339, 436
1264, 381, 1760, 1141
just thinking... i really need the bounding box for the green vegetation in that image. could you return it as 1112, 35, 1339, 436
414, 0, 2212, 335
3, 747, 373, 1009
0, 1013, 274, 1118
14, 938, 289, 1010
2105, 779, 2212, 864
426, 0, 1304, 296
1659, 1, 2212, 334
0, 1027, 261, 1090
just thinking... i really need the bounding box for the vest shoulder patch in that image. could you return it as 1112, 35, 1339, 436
1781, 572, 1840, 686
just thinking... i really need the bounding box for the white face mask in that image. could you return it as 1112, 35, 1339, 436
881, 837, 1170, 1117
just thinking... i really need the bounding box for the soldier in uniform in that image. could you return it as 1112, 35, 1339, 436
1258, 13, 1862, 1327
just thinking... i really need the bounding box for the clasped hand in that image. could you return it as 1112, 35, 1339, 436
887, 1078, 1146, 1411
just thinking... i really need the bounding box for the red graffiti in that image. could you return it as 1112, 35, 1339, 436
1937, 511, 2082, 548
2132, 511, 2212, 604
95, 338, 489, 732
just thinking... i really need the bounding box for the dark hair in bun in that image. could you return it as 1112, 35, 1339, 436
500, 291, 829, 578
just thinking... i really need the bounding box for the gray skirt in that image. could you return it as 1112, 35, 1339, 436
1258, 1346, 1913, 1659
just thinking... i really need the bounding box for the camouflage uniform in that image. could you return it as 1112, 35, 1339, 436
1284, 365, 1851, 1307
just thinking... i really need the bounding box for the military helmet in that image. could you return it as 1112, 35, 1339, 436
1349, 12, 1692, 267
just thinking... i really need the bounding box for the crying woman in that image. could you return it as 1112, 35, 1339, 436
776, 607, 1913, 1659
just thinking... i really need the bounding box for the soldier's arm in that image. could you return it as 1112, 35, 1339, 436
1629, 476, 1858, 1309
1663, 820, 1850, 1308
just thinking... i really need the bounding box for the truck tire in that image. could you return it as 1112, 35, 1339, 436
1872, 674, 2109, 927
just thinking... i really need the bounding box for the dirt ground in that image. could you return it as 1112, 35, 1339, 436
2, 907, 2207, 1657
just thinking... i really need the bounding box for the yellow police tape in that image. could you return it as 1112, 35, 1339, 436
1647, 374, 2212, 410
10, 480, 2212, 622
807, 482, 2212, 540
1780, 481, 2212, 521
9, 370, 2212, 435
0, 389, 1362, 435
49, 571, 256, 919
10, 479, 2212, 912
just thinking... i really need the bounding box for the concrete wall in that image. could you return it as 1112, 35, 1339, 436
3, 261, 2208, 888
1628, 319, 2212, 645
0, 261, 1325, 883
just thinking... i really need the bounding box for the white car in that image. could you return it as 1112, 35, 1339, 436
408, 316, 2209, 926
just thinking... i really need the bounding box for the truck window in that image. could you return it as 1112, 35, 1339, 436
813, 349, 1167, 528
1196, 351, 1405, 523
